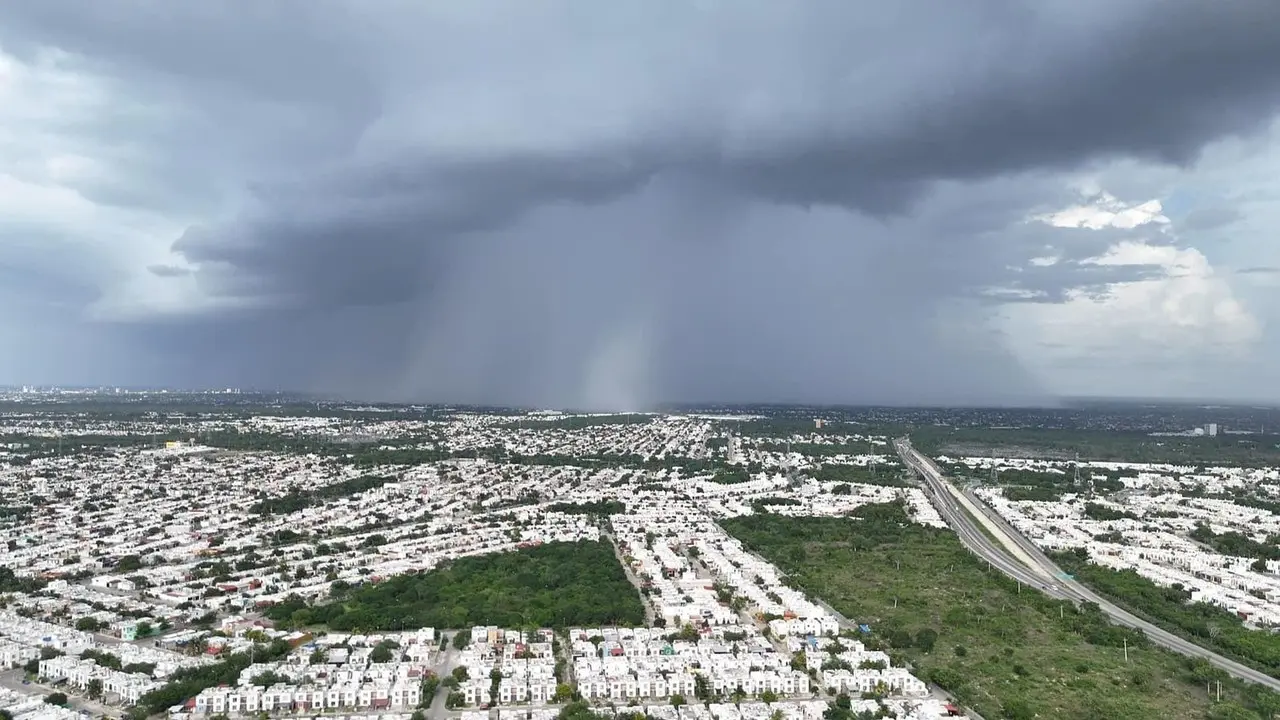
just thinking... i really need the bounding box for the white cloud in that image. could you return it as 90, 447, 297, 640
1031, 192, 1170, 230
999, 191, 1261, 396
1044, 243, 1258, 350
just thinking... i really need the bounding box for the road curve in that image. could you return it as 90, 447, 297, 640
894, 438, 1280, 693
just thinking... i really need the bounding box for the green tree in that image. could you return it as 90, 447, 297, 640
1250, 688, 1280, 720
45, 693, 68, 707
791, 651, 808, 671
87, 678, 104, 700
914, 628, 938, 653
672, 624, 700, 642
370, 642, 394, 663
557, 701, 610, 720
694, 673, 713, 702
452, 629, 472, 650
419, 675, 441, 707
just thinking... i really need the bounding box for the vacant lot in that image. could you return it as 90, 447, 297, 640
722, 505, 1280, 720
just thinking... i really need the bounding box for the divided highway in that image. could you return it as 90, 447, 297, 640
894, 438, 1280, 693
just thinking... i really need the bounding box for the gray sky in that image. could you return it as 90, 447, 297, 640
4, 1, 1280, 409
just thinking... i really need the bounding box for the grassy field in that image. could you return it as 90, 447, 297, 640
722, 505, 1280, 720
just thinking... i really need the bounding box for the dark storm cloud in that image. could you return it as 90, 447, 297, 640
170, 0, 1280, 312
171, 152, 661, 307
5, 0, 1280, 405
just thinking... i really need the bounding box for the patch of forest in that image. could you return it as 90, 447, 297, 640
264, 540, 644, 631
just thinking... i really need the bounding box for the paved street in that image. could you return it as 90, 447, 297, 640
427, 634, 461, 720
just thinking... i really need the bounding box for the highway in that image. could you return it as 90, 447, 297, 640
894, 438, 1280, 693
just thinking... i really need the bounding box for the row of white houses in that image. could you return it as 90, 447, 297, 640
192, 681, 423, 715
38, 656, 162, 705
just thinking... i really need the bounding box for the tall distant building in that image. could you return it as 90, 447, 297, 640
814, 419, 824, 429
1206, 423, 1219, 437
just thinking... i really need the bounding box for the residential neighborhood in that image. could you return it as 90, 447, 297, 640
947, 454, 1280, 627
1, 404, 960, 720
8, 398, 1280, 719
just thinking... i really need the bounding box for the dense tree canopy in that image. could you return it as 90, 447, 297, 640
266, 541, 644, 631
810, 463, 908, 488
1187, 526, 1280, 562
547, 501, 625, 516
0, 565, 45, 593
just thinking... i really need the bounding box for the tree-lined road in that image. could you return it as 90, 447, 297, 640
894, 438, 1280, 693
